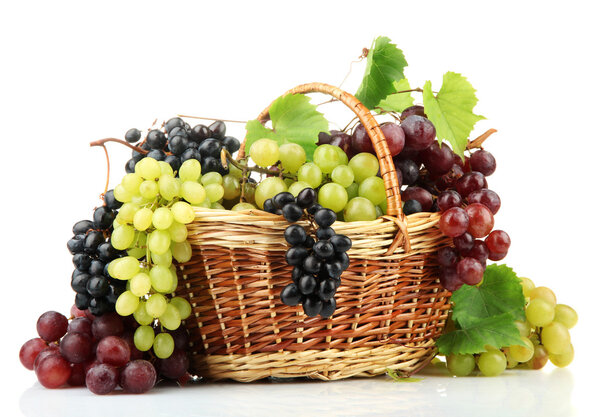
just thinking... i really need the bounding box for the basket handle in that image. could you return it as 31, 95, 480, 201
240, 82, 405, 220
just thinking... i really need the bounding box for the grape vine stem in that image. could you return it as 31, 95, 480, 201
177, 114, 248, 124
90, 138, 149, 154
220, 149, 296, 180
467, 129, 497, 149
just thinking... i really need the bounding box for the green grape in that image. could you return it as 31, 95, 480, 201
288, 181, 311, 197
130, 272, 152, 297
153, 333, 175, 359
151, 250, 172, 267
201, 172, 223, 185
134, 325, 155, 351
179, 159, 202, 182
150, 265, 174, 293
109, 256, 140, 280
170, 297, 192, 320
519, 277, 535, 297
135, 157, 161, 180
249, 138, 280, 168
159, 304, 181, 331
168, 265, 178, 293
113, 184, 133, 203
139, 180, 159, 199
541, 321, 571, 354
349, 153, 379, 183
318, 183, 348, 213
148, 230, 171, 255
530, 286, 557, 307
111, 225, 136, 250
527, 344, 549, 369
343, 197, 377, 222
133, 301, 153, 326
375, 205, 383, 217
230, 202, 255, 212
477, 348, 507, 376
279, 143, 306, 173
297, 163, 323, 188
158, 161, 174, 176
549, 343, 574, 368
115, 290, 139, 316
331, 165, 354, 188
168, 222, 188, 243
446, 353, 476, 376
358, 176, 386, 205
172, 240, 192, 263
205, 183, 225, 202
284, 178, 294, 187
197, 197, 211, 208
180, 181, 206, 205
222, 174, 241, 200
171, 201, 195, 224
334, 146, 348, 165
243, 182, 256, 204
553, 304, 578, 329
117, 202, 139, 224
228, 163, 243, 179
526, 298, 555, 327
127, 246, 145, 259
514, 320, 532, 338
151, 207, 173, 230
313, 144, 342, 174
159, 174, 180, 201
345, 182, 359, 200
146, 293, 168, 317
133, 207, 153, 231
508, 336, 534, 362
378, 199, 388, 215
211, 202, 225, 210
122, 173, 143, 194
131, 194, 152, 206
255, 177, 287, 209
506, 353, 519, 369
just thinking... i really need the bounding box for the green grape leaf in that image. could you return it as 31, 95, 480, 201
436, 313, 525, 355
451, 264, 527, 328
355, 36, 408, 109
422, 71, 485, 155
376, 78, 414, 113
245, 94, 329, 160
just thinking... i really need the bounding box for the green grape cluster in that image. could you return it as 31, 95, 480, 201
248, 139, 388, 220
445, 278, 577, 377
109, 156, 199, 359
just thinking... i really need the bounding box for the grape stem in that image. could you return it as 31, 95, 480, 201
467, 129, 497, 149
220, 148, 296, 180
388, 88, 424, 95
90, 138, 149, 154
177, 114, 248, 124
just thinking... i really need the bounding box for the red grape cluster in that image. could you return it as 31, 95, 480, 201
19, 307, 191, 395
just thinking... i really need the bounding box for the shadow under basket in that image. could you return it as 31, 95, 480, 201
174, 209, 451, 382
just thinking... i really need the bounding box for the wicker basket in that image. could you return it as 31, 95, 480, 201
174, 82, 452, 382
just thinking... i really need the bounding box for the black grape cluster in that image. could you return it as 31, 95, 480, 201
67, 190, 125, 316
265, 188, 352, 318
124, 118, 240, 176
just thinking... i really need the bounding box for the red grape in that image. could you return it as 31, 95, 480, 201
70, 304, 87, 318
91, 313, 124, 340
351, 123, 374, 154
439, 207, 469, 237
457, 257, 484, 285
465, 240, 490, 265
96, 336, 130, 367
437, 247, 459, 267
453, 233, 475, 255
37, 311, 68, 342
400, 105, 426, 121
456, 171, 487, 198
36, 354, 72, 389
86, 364, 119, 395
465, 203, 494, 238
60, 332, 93, 364
467, 188, 501, 214
437, 190, 463, 212
33, 345, 60, 371
157, 348, 189, 379
330, 131, 355, 159
120, 360, 157, 394
68, 363, 87, 386
401, 115, 436, 150
470, 149, 496, 176
169, 326, 191, 351
435, 163, 464, 190
395, 158, 419, 186
121, 331, 144, 360
380, 122, 405, 156
68, 317, 92, 336
488, 250, 508, 261
486, 230, 511, 254
439, 266, 463, 291
19, 338, 48, 370
402, 186, 433, 211
317, 131, 332, 145
421, 142, 454, 175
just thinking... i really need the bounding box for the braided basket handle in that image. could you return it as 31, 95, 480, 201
240, 82, 409, 249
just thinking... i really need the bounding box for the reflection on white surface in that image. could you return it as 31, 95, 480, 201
19, 365, 575, 417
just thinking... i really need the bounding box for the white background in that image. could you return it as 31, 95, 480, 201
1, 0, 599, 416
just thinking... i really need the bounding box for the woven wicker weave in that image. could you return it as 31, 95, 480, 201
175, 83, 452, 381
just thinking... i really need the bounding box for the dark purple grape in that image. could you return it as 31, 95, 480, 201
439, 266, 463, 292
190, 124, 210, 142
201, 156, 219, 172
402, 199, 422, 215
263, 199, 277, 214
281, 283, 302, 306
435, 164, 464, 191
146, 149, 166, 161
298, 274, 317, 295
453, 233, 475, 255
163, 155, 181, 173
73, 220, 94, 235
313, 241, 334, 260
67, 236, 85, 254
158, 349, 189, 379
318, 279, 337, 301
180, 148, 201, 162
146, 130, 167, 150
74, 293, 91, 310
284, 225, 307, 246
84, 231, 105, 254
330, 234, 352, 253
401, 115, 436, 150
208, 120, 226, 139
395, 158, 419, 186
421, 142, 454, 176
465, 240, 489, 266
306, 203, 322, 215
285, 247, 309, 266
316, 227, 335, 240
282, 203, 303, 222
437, 246, 459, 267
296, 188, 317, 208
103, 190, 121, 210
401, 187, 433, 211
470, 150, 496, 176
37, 311, 68, 342
317, 131, 332, 145
336, 252, 350, 270
303, 255, 322, 274
125, 158, 137, 173
273, 192, 295, 209
86, 364, 119, 395
314, 209, 336, 228
223, 136, 240, 154
91, 313, 124, 340
302, 295, 323, 317
320, 298, 336, 318
89, 297, 111, 316
125, 128, 141, 143
168, 135, 188, 156
324, 260, 343, 278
